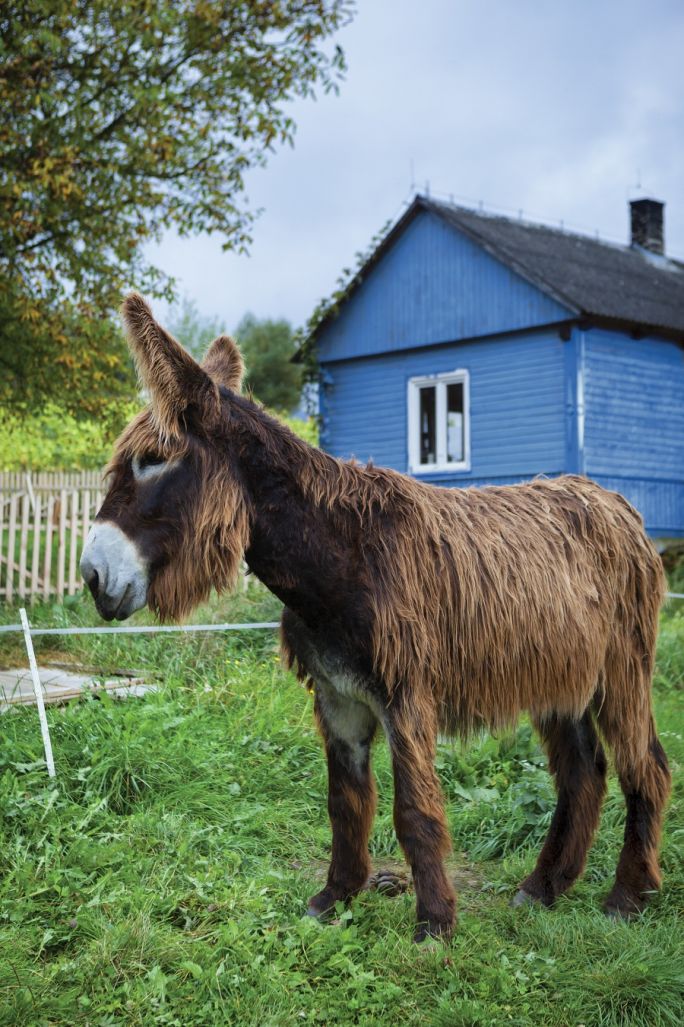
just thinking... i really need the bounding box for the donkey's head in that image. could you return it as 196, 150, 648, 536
80, 293, 250, 622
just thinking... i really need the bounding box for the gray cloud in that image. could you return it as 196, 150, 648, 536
146, 0, 684, 333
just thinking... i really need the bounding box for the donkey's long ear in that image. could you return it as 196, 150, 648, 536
202, 335, 244, 393
121, 293, 219, 437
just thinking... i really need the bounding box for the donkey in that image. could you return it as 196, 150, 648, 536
80, 294, 671, 941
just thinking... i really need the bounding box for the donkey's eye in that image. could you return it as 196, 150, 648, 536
131, 453, 169, 481
138, 453, 165, 470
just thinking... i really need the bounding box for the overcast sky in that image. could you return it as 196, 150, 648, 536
147, 0, 684, 335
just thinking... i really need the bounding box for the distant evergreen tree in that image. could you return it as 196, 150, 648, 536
168, 298, 223, 361
236, 314, 302, 412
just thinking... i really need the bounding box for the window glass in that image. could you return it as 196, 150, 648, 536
446, 382, 464, 463
419, 386, 436, 464
409, 372, 468, 473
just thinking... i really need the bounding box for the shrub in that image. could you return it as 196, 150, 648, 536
0, 402, 141, 471
0, 404, 317, 472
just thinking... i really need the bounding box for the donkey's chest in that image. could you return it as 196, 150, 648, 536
298, 634, 373, 708
281, 608, 383, 746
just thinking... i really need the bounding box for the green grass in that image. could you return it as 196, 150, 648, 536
1, 589, 682, 1026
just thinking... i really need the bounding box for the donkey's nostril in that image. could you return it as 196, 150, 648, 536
87, 568, 100, 599
80, 551, 100, 598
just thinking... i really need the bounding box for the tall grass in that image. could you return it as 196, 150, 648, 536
0, 589, 682, 1026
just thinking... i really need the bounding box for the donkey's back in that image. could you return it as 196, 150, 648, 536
414, 474, 666, 738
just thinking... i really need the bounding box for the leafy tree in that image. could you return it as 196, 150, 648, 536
236, 313, 302, 411
0, 0, 353, 414
0, 400, 316, 470
0, 287, 135, 420
0, 401, 141, 471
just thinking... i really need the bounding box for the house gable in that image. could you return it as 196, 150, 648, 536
316, 208, 573, 363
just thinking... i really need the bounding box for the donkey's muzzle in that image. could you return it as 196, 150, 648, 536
80, 521, 149, 621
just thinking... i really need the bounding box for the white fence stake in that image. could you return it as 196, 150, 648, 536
19, 607, 56, 779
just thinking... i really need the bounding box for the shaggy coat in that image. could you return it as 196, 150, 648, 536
83, 294, 671, 940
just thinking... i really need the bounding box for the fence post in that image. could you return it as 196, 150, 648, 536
25, 470, 36, 515
18, 492, 30, 600
68, 490, 79, 595
56, 489, 67, 600
43, 495, 54, 602
82, 488, 91, 548
30, 493, 42, 604
0, 489, 4, 599
6, 493, 17, 603
19, 608, 56, 779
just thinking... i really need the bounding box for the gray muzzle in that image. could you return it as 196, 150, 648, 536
80, 521, 149, 621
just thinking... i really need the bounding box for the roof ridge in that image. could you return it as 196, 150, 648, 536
426, 195, 684, 275
426, 195, 629, 256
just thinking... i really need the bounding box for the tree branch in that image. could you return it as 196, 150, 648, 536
92, 45, 199, 143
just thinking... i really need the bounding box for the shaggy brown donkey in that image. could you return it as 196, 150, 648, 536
80, 295, 671, 941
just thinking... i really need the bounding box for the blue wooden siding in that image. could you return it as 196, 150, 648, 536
316, 210, 571, 363
582, 328, 684, 536
320, 328, 566, 483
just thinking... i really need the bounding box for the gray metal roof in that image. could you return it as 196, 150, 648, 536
425, 197, 684, 335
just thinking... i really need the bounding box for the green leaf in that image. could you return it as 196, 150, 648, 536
179, 961, 204, 980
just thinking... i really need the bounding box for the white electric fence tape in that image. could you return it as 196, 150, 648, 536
0, 621, 280, 635
19, 607, 56, 779
5, 595, 683, 782
8, 615, 280, 781
2, 596, 682, 638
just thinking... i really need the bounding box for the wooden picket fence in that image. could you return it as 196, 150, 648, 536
0, 471, 104, 603
0, 471, 103, 491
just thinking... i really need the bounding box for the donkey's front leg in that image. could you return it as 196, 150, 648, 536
387, 695, 456, 942
307, 686, 378, 918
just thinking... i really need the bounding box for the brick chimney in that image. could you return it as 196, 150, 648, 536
630, 198, 665, 254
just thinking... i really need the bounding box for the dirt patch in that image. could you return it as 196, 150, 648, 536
292, 855, 482, 894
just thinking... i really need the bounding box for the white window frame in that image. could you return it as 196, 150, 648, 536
407, 369, 471, 474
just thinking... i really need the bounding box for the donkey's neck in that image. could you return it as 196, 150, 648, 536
225, 395, 365, 631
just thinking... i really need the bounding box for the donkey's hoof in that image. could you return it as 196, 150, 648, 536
413, 920, 453, 944
603, 897, 645, 920
604, 905, 630, 921
367, 869, 410, 897
604, 899, 642, 921
511, 888, 540, 909
306, 888, 338, 920
603, 883, 653, 920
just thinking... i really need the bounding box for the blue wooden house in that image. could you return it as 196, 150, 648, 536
306, 195, 684, 540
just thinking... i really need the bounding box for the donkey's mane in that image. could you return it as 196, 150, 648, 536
223, 387, 420, 525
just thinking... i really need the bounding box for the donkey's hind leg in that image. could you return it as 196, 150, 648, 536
513, 710, 607, 908
307, 684, 378, 919
597, 709, 671, 917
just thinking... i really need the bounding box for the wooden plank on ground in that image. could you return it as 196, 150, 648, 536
0, 667, 153, 709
